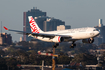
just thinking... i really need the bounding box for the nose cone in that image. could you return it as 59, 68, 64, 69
93, 28, 100, 37
95, 31, 100, 37
98, 30, 101, 34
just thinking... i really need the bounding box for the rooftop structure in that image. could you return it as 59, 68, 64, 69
0, 33, 12, 45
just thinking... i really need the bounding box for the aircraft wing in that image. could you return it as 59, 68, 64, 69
3, 26, 30, 34
3, 26, 72, 38
31, 33, 72, 38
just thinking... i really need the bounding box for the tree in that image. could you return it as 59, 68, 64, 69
17, 50, 29, 64
0, 50, 5, 56
6, 58, 19, 70
57, 55, 71, 64
0, 58, 7, 70
71, 53, 97, 66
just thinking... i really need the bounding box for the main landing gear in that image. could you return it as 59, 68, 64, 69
53, 43, 59, 48
70, 41, 76, 48
52, 42, 76, 48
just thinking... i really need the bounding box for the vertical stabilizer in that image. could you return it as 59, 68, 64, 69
28, 16, 43, 33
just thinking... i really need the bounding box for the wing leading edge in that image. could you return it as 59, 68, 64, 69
3, 26, 71, 39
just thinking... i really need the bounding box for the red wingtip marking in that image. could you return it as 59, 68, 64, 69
3, 26, 8, 30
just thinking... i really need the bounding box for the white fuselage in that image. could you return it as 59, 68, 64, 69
32, 27, 100, 42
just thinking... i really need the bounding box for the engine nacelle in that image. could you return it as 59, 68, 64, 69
52, 36, 64, 43
82, 38, 94, 44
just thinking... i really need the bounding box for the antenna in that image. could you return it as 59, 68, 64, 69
1, 21, 2, 33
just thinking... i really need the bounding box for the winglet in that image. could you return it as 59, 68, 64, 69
3, 26, 8, 30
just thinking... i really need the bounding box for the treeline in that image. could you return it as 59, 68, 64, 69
1, 49, 104, 70
1, 41, 105, 70
1, 49, 105, 70
16, 41, 99, 54
16, 41, 105, 54
0, 49, 72, 70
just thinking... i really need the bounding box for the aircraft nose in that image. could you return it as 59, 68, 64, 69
98, 30, 101, 34
92, 31, 100, 37
92, 28, 100, 37
96, 31, 100, 36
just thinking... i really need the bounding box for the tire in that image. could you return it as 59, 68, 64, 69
56, 43, 59, 46
70, 46, 74, 48
74, 43, 76, 46
53, 45, 57, 48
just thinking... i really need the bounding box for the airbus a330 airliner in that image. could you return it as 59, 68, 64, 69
4, 16, 100, 48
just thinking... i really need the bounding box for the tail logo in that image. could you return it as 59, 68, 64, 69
29, 17, 40, 33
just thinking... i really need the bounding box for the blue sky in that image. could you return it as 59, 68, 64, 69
0, 0, 105, 41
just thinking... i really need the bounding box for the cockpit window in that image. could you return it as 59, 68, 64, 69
93, 28, 99, 31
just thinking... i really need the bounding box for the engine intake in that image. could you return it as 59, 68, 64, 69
52, 36, 64, 43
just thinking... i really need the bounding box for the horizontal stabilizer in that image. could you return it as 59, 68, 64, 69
3, 26, 8, 30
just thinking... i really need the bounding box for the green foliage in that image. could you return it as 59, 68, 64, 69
71, 53, 97, 66
16, 41, 99, 55
99, 44, 105, 49
17, 50, 29, 64
0, 41, 102, 70
0, 50, 5, 56
6, 58, 17, 70
57, 55, 71, 64
6, 58, 19, 70
0, 58, 7, 70
0, 57, 20, 70
8, 47, 16, 52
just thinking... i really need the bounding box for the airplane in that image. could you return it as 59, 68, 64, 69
3, 16, 100, 48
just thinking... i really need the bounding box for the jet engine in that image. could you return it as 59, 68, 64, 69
52, 36, 64, 43
82, 38, 94, 44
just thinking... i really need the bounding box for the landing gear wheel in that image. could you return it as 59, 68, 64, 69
70, 46, 74, 48
73, 43, 76, 46
53, 46, 57, 48
55, 43, 59, 46
53, 43, 59, 48
70, 42, 76, 48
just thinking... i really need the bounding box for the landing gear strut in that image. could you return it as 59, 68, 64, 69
70, 41, 76, 48
53, 43, 59, 48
